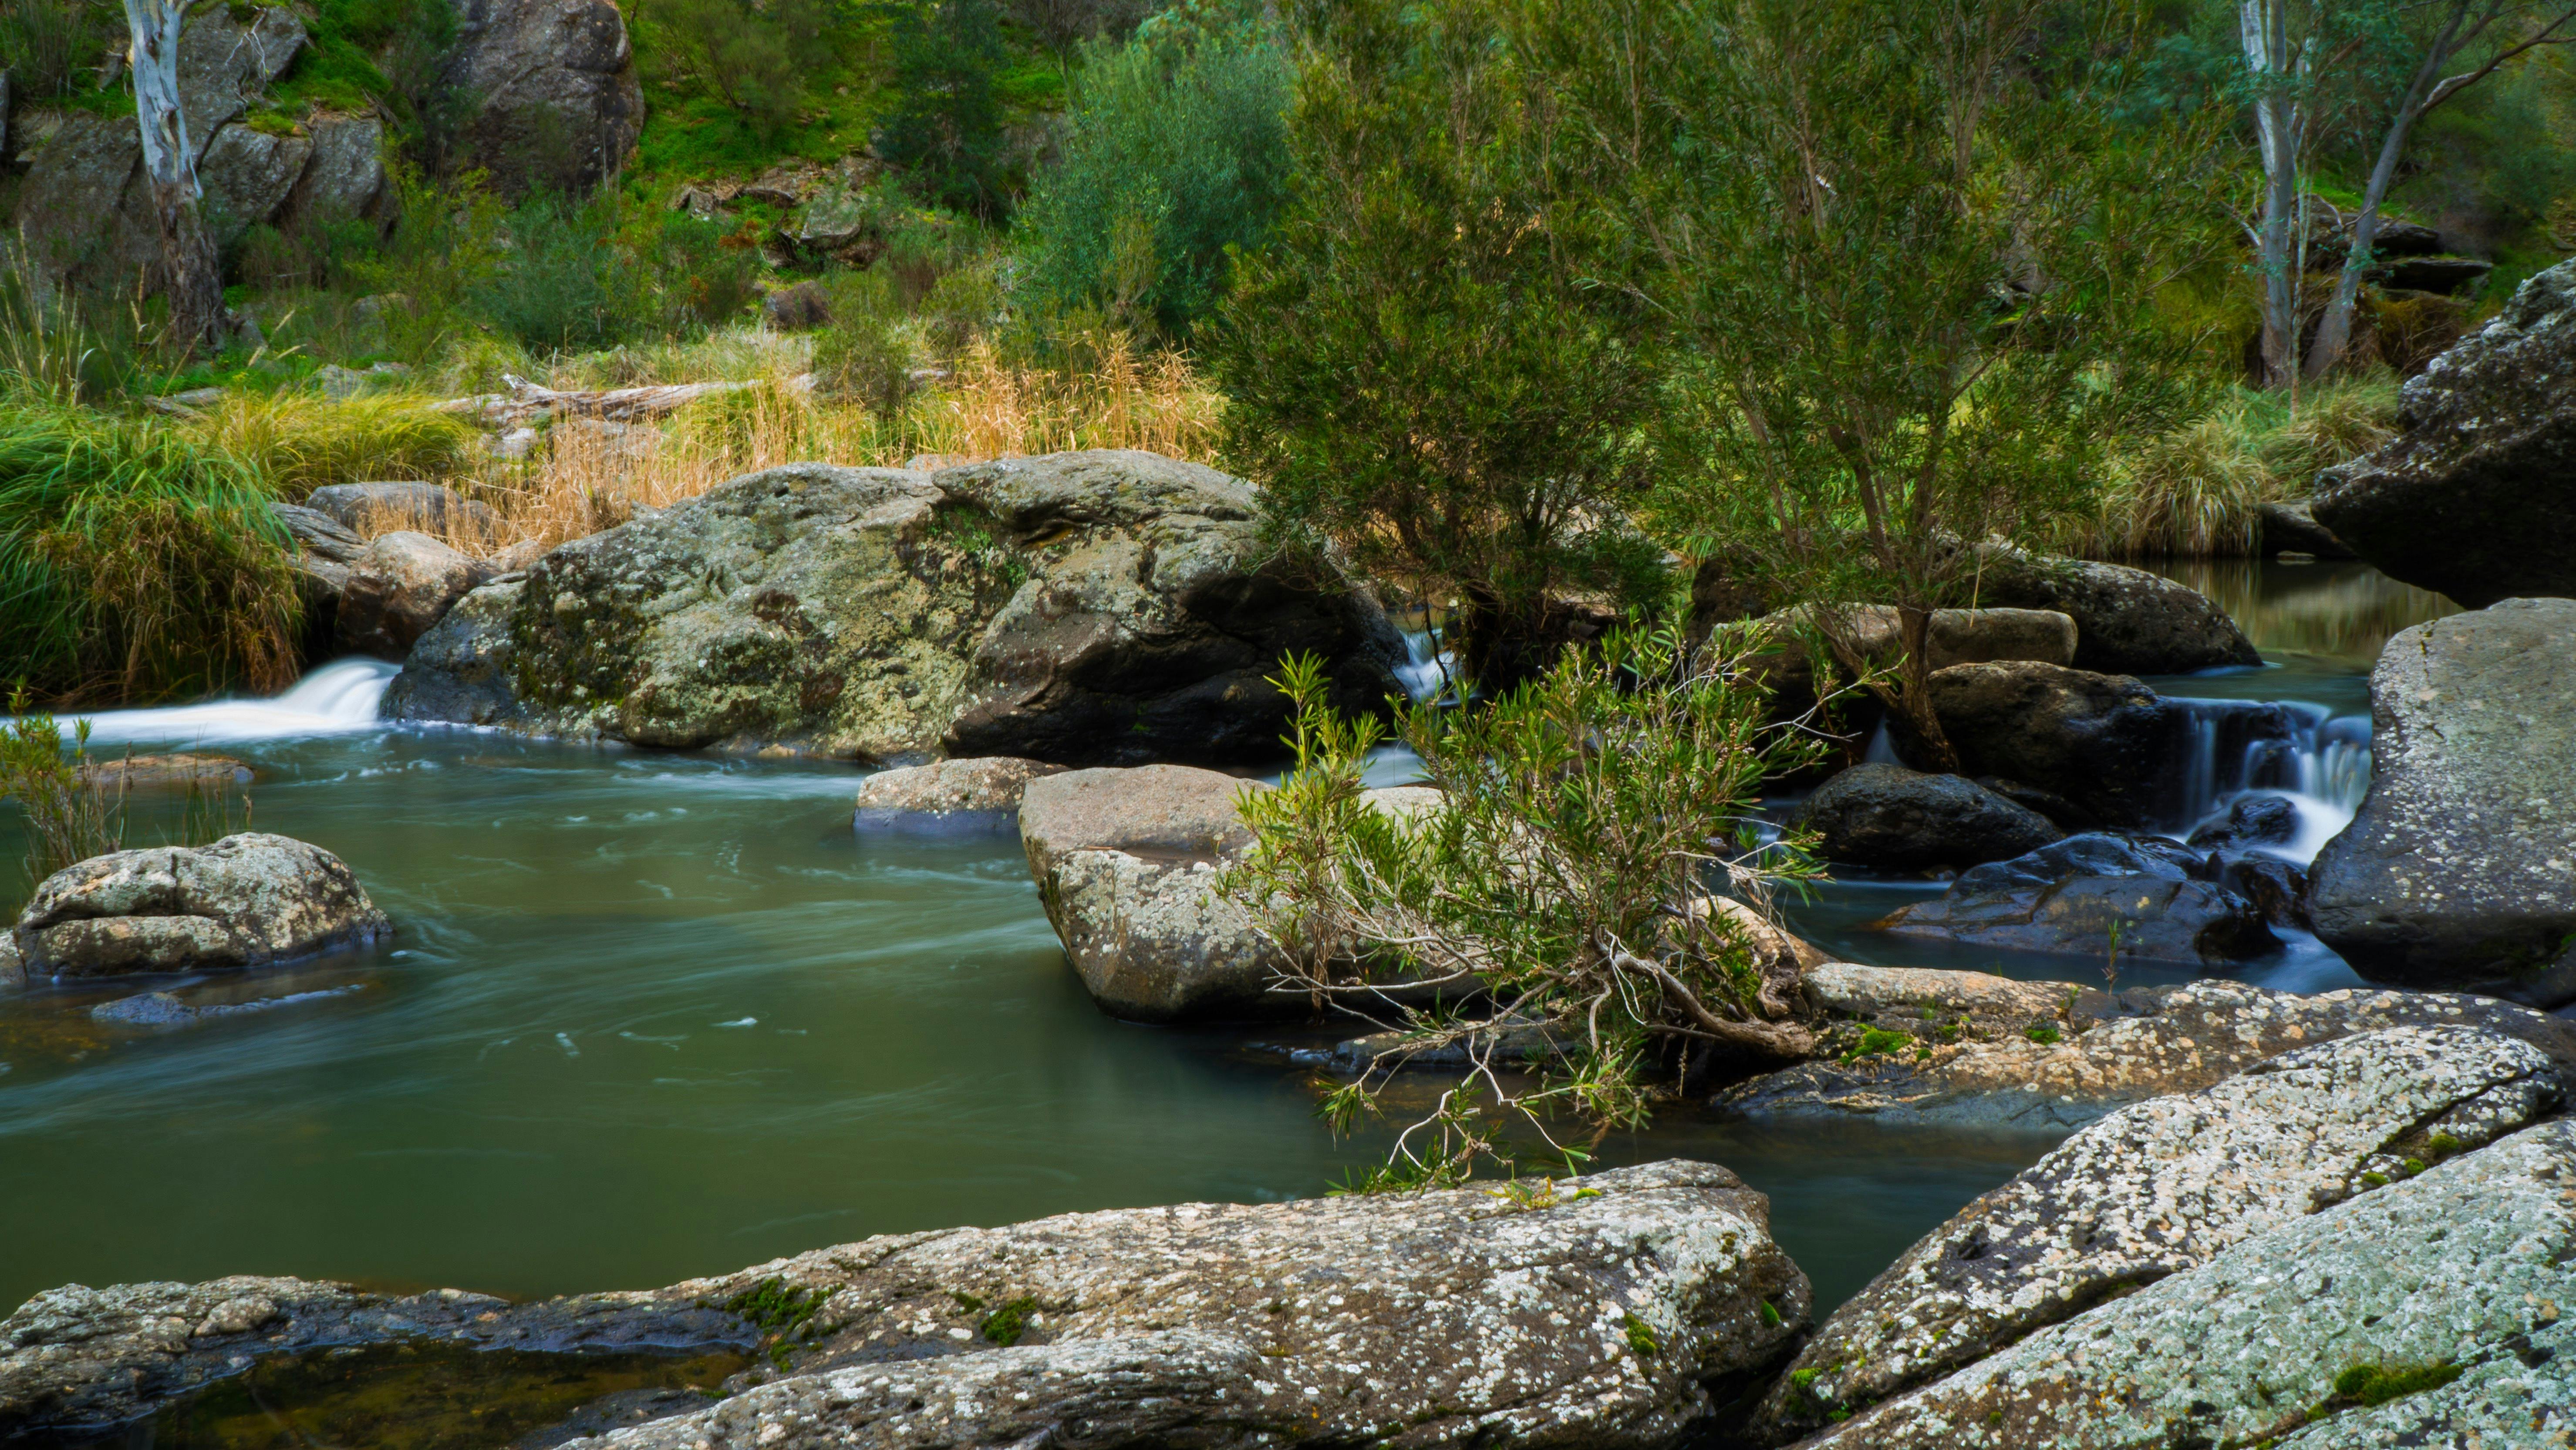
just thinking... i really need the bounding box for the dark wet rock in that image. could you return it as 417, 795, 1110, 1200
1714, 966, 2576, 1128
271, 502, 365, 656
2222, 855, 2311, 930
76, 754, 252, 794
1972, 550, 2260, 675
12, 834, 389, 980
1796, 764, 2063, 871
1746, 1026, 2561, 1443
304, 481, 502, 537
1930, 661, 2291, 827
384, 453, 1406, 765
855, 757, 1069, 831
2258, 499, 2356, 558
89, 985, 364, 1028
1869, 832, 2278, 964
2186, 793, 2297, 850
2313, 260, 2576, 606
1970, 777, 2098, 832
2311, 598, 2576, 1007
1792, 1118, 2576, 1450
337, 531, 495, 661
441, 0, 644, 195
1, 1161, 1805, 1450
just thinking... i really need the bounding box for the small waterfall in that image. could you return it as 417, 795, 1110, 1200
71, 659, 398, 747
2161, 698, 2371, 865
1393, 626, 1457, 703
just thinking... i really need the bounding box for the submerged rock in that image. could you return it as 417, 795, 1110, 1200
0, 1162, 1807, 1450
384, 453, 1406, 765
337, 531, 494, 661
1796, 764, 2063, 871
12, 834, 388, 980
1747, 1026, 2562, 1442
1715, 965, 2576, 1128
2310, 598, 2576, 1007
1972, 551, 2260, 675
1793, 1118, 2576, 1449
75, 754, 252, 794
1868, 832, 2279, 964
2313, 259, 2576, 607
854, 757, 1069, 831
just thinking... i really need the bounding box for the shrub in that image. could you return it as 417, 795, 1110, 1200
0, 0, 117, 100
640, 0, 828, 135
2066, 377, 2399, 558
877, 0, 1013, 220
646, 210, 766, 332
813, 273, 927, 420
1014, 0, 1293, 334
1009, 0, 1150, 51
471, 190, 644, 354
0, 693, 124, 893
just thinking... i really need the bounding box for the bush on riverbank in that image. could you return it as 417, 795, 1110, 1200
2070, 377, 2400, 558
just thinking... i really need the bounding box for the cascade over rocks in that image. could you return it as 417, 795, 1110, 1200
2310, 599, 2576, 1007
0, 1161, 1807, 1450
11, 834, 389, 980
1791, 1118, 2576, 1449
1928, 660, 2293, 827
1868, 831, 2280, 963
1969, 549, 2260, 675
1713, 964, 2576, 1127
384, 453, 1406, 764
1746, 1026, 2563, 1443
1795, 764, 2063, 871
2313, 259, 2576, 606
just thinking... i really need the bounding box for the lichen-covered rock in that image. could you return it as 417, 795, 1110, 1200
0, 1162, 1807, 1450
1716, 967, 2576, 1127
440, 0, 644, 195
1793, 1119, 2576, 1450
2313, 259, 2576, 607
304, 481, 501, 538
1971, 551, 2261, 675
336, 531, 493, 660
1747, 1027, 2562, 1441
378, 579, 523, 725
2310, 598, 2576, 1007
1797, 764, 2063, 871
12, 834, 389, 979
386, 454, 1405, 764
75, 754, 252, 793
1868, 831, 2279, 963
855, 757, 1069, 831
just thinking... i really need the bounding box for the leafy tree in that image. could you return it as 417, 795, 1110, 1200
639, 0, 830, 135
878, 0, 1014, 219
1538, 0, 2226, 766
1212, 0, 1666, 692
1007, 0, 1151, 53
1014, 0, 1294, 335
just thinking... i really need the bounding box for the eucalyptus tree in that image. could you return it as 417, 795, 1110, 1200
120, 0, 225, 350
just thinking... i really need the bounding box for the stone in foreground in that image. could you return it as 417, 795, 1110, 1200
1794, 1119, 2576, 1449
1747, 1026, 2561, 1442
853, 756, 1068, 831
2310, 597, 2576, 1007
1796, 764, 2063, 871
11, 834, 389, 980
0, 1162, 1807, 1450
1717, 965, 2576, 1127
2313, 258, 2576, 607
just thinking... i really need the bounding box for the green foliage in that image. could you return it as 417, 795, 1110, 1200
813, 270, 928, 419
643, 0, 833, 135
879, 0, 1015, 220
2024, 1024, 2063, 1045
1014, 0, 1294, 334
1842, 1027, 1915, 1063
184, 390, 481, 497
0, 0, 117, 99
0, 406, 300, 705
2328, 1359, 2462, 1408
2069, 377, 2397, 557
1221, 627, 1828, 1189
472, 190, 643, 353
1621, 1313, 1659, 1356
1214, 0, 1666, 690
978, 1296, 1038, 1345
0, 692, 123, 896
724, 1278, 826, 1339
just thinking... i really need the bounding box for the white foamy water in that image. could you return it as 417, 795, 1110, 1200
2164, 700, 2372, 866
1394, 627, 1456, 702
72, 659, 398, 747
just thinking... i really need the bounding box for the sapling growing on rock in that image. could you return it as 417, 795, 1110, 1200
1220, 625, 1829, 1189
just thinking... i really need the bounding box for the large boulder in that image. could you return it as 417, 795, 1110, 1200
2313, 260, 2576, 606
303, 481, 501, 537
1746, 606, 2077, 712
335, 531, 493, 660
855, 756, 1068, 831
1973, 550, 2261, 674
1747, 1026, 2562, 1441
1714, 965, 2576, 1127
382, 454, 1408, 764
11, 834, 388, 980
0, 1161, 1807, 1450
1792, 1118, 2576, 1449
2311, 598, 2576, 1007
440, 0, 645, 195
1795, 764, 2063, 872
1929, 661, 2292, 827
1868, 831, 2280, 964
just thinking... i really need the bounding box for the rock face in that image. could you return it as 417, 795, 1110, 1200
1793, 1119, 2576, 1450
854, 757, 1068, 831
1019, 765, 1281, 1021
1869, 832, 2279, 964
440, 0, 645, 195
1748, 1026, 2562, 1441
1930, 661, 2289, 827
336, 531, 493, 660
12, 834, 389, 980
2313, 259, 2576, 606
1974, 552, 2260, 674
383, 453, 1407, 765
270, 501, 366, 657
1715, 965, 2576, 1128
0, 1161, 1807, 1450
1796, 764, 2063, 871
2311, 599, 2576, 1007
2258, 499, 2356, 558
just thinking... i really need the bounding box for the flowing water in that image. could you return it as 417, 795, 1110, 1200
0, 562, 2454, 1339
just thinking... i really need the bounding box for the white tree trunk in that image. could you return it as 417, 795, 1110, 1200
122, 0, 225, 349
2241, 0, 2311, 391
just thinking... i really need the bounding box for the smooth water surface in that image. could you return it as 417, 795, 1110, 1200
0, 563, 2455, 1321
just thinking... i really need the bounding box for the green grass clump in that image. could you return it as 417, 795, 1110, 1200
2329, 1359, 2462, 1408
978, 1295, 1038, 1346
1841, 1027, 1915, 1064
0, 405, 300, 705
184, 390, 479, 497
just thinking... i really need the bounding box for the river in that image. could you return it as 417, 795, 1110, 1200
0, 560, 2452, 1320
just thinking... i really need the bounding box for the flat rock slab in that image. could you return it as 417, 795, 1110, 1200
1972, 551, 2260, 676
0, 1162, 1807, 1450
1794, 1118, 2576, 1449
853, 756, 1067, 831
1747, 1026, 2562, 1441
1717, 968, 2576, 1128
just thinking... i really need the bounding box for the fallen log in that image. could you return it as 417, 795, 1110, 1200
436, 373, 816, 429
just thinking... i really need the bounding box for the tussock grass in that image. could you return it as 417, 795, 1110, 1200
183, 390, 483, 497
